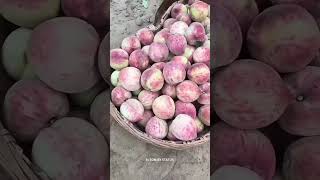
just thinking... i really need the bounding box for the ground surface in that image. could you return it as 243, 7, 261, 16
110, 0, 210, 179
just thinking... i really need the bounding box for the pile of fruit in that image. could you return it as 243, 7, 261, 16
212, 0, 320, 180
1, 0, 109, 179
110, 0, 210, 141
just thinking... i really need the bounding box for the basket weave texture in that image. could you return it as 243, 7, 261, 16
110, 0, 210, 150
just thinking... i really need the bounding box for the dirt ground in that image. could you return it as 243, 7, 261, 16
110, 0, 210, 180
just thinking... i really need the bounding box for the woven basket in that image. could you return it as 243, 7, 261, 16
110, 0, 210, 150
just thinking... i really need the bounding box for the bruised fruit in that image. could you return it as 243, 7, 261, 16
149, 42, 169, 62
1, 0, 60, 28
279, 66, 320, 136
170, 21, 188, 36
212, 122, 276, 180
161, 84, 177, 99
129, 49, 149, 70
152, 95, 175, 120
169, 114, 197, 141
198, 105, 210, 126
118, 67, 141, 91
120, 98, 144, 122
187, 63, 210, 84
166, 34, 187, 55
185, 22, 206, 46
111, 86, 132, 107
4, 79, 69, 142
190, 1, 209, 22
32, 117, 108, 180
121, 36, 141, 54
138, 90, 159, 110
145, 116, 168, 139
247, 4, 320, 73
138, 110, 154, 127
212, 165, 263, 180
141, 67, 164, 92
171, 3, 188, 18
212, 3, 242, 68
213, 60, 291, 129
28, 17, 100, 93
2, 28, 33, 80
136, 28, 154, 46
62, 0, 109, 28
110, 48, 129, 70
163, 62, 186, 85
176, 80, 201, 103
282, 136, 320, 180
175, 100, 197, 119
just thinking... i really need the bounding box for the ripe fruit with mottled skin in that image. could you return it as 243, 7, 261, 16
149, 42, 169, 62
213, 60, 291, 129
32, 117, 109, 180
145, 116, 168, 139
185, 22, 207, 46
212, 3, 242, 68
129, 49, 149, 70
1, 0, 60, 27
118, 67, 141, 91
187, 63, 210, 84
138, 110, 154, 127
169, 114, 197, 141
176, 80, 201, 103
279, 66, 320, 136
152, 95, 175, 120
282, 136, 320, 180
110, 48, 129, 70
212, 122, 276, 180
111, 86, 132, 107
247, 4, 320, 73
198, 105, 210, 126
161, 84, 176, 99
120, 99, 144, 122
166, 34, 187, 55
163, 62, 186, 85
175, 100, 197, 119
136, 28, 154, 46
28, 17, 100, 93
141, 67, 164, 92
171, 3, 188, 18
190, 1, 209, 22
138, 90, 159, 110
4, 79, 69, 142
2, 28, 34, 80
121, 36, 141, 54
170, 21, 188, 36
